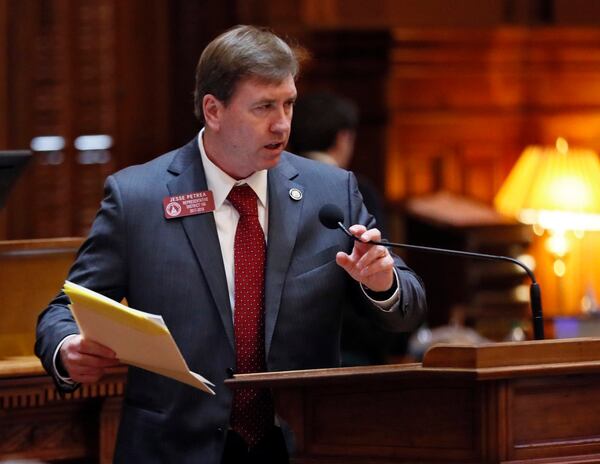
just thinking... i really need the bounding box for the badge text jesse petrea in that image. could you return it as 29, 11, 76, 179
169, 192, 209, 203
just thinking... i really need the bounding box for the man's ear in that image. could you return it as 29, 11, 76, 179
203, 94, 223, 131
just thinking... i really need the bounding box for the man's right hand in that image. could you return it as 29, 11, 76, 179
59, 335, 120, 383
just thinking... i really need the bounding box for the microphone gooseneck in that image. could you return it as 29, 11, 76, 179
318, 204, 545, 340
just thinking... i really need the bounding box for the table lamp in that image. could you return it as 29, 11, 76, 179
494, 137, 600, 314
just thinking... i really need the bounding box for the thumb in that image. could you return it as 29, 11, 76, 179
335, 251, 353, 271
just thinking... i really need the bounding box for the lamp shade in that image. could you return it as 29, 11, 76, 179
494, 140, 600, 231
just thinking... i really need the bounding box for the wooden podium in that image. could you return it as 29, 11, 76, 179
227, 339, 600, 464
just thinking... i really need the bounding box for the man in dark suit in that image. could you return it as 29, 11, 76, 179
35, 25, 426, 464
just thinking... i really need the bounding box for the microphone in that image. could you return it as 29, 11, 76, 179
319, 204, 544, 340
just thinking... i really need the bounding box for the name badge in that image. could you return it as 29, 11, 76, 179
163, 190, 215, 219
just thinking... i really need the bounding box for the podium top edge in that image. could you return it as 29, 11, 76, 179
422, 337, 600, 369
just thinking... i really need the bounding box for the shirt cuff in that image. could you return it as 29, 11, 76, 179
361, 268, 400, 311
52, 334, 79, 386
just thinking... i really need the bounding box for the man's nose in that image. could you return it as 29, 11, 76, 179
270, 108, 291, 133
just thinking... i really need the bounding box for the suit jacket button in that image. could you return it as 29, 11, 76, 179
226, 367, 235, 378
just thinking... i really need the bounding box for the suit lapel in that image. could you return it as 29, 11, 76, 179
264, 154, 302, 356
166, 140, 234, 350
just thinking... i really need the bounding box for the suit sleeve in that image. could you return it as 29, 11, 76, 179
35, 175, 128, 387
347, 171, 427, 332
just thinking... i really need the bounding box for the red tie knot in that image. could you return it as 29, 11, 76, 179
228, 185, 258, 217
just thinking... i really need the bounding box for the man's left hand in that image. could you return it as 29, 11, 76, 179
335, 225, 395, 293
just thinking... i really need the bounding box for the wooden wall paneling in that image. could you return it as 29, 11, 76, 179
236, 0, 305, 37
4, 0, 38, 149
299, 0, 600, 29
386, 115, 522, 202
167, 0, 238, 148
0, 0, 7, 149
299, 29, 392, 189
300, 0, 509, 29
32, 0, 73, 239
537, 113, 600, 149
114, 0, 172, 170
386, 29, 526, 203
0, 0, 8, 239
459, 146, 506, 204
515, 30, 600, 152
70, 0, 118, 236
3, 1, 43, 239
4, 0, 74, 239
3, 0, 176, 239
554, 0, 600, 24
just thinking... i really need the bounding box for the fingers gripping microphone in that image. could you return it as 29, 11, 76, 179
319, 204, 545, 340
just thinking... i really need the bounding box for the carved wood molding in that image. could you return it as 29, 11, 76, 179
0, 361, 126, 461
0, 369, 126, 410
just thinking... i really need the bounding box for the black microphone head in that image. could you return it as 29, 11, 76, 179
319, 204, 344, 230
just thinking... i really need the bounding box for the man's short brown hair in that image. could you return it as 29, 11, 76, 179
194, 25, 301, 122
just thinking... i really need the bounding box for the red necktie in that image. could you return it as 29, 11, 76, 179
227, 185, 273, 448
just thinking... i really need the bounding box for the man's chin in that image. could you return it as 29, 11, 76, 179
265, 158, 281, 171
262, 149, 283, 166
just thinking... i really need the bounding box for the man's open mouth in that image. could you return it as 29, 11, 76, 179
265, 142, 283, 150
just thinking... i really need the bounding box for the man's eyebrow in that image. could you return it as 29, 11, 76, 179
252, 95, 296, 106
253, 98, 275, 105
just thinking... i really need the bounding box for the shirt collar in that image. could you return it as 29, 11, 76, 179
197, 129, 268, 209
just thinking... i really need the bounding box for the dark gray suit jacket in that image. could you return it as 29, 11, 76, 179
35, 138, 426, 463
